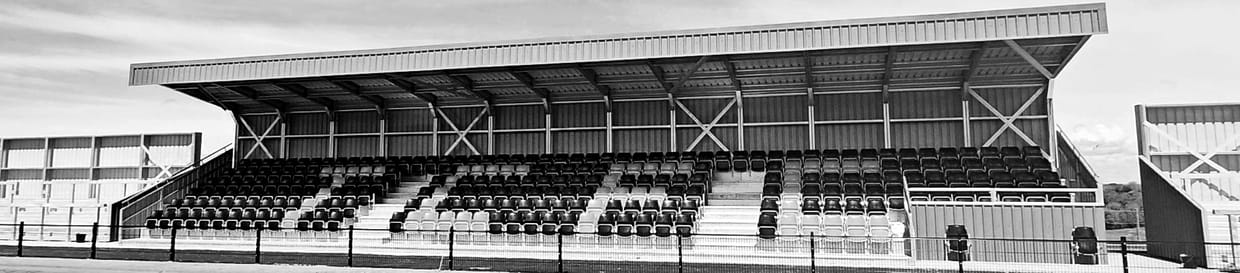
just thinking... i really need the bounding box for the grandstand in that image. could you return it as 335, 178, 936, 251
0, 133, 200, 241
1137, 102, 1240, 268
117, 3, 1109, 266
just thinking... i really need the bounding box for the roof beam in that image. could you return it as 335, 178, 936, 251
1003, 39, 1055, 79
216, 84, 286, 114
803, 53, 815, 90
381, 75, 441, 105
1052, 36, 1091, 77
328, 79, 386, 118
668, 56, 710, 95
963, 43, 986, 83
880, 48, 896, 102
511, 71, 551, 112
724, 59, 742, 91
271, 82, 334, 120
444, 74, 489, 102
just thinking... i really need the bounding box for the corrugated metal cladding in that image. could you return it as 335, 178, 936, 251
746, 96, 807, 123
237, 139, 281, 159
48, 169, 89, 180
1166, 173, 1240, 203
678, 127, 738, 152
1, 169, 43, 180
386, 135, 433, 156
239, 115, 280, 137
146, 134, 195, 146
889, 90, 963, 119
336, 136, 379, 157
97, 136, 140, 147
552, 103, 605, 128
494, 133, 544, 155
815, 93, 883, 121
438, 134, 488, 156
129, 4, 1107, 85
335, 111, 380, 134
745, 126, 807, 151
48, 137, 91, 148
1146, 122, 1240, 155
817, 123, 884, 149
969, 119, 1049, 147
494, 105, 545, 129
287, 113, 330, 135
1139, 161, 1207, 267
286, 138, 329, 158
553, 131, 605, 154
1056, 133, 1099, 190
386, 109, 434, 132
910, 204, 1105, 264
614, 129, 670, 152
3, 139, 45, 149
969, 86, 1047, 116
1146, 104, 1240, 123
614, 101, 668, 126
891, 121, 963, 148
95, 168, 140, 180
438, 107, 489, 131
1203, 214, 1237, 267
677, 99, 737, 125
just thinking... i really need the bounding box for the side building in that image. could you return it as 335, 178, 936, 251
1136, 103, 1240, 268
0, 133, 202, 241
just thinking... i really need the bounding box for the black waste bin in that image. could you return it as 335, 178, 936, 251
75, 233, 87, 243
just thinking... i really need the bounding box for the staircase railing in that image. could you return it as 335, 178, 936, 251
109, 145, 233, 240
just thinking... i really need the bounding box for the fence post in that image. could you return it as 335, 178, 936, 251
957, 238, 964, 273
254, 227, 262, 264
16, 222, 23, 257
1120, 236, 1129, 273
676, 234, 684, 273
810, 232, 816, 273
169, 224, 177, 262
347, 225, 354, 267
558, 233, 564, 273
448, 227, 455, 271
90, 222, 99, 259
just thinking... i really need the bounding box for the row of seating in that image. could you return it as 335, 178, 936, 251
203, 175, 334, 186
909, 192, 1072, 203
762, 199, 891, 216
430, 197, 592, 213
147, 208, 288, 230
167, 196, 304, 209
438, 174, 608, 187
905, 170, 1062, 188
762, 214, 896, 240
296, 209, 355, 231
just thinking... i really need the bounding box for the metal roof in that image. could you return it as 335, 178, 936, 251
136, 3, 1107, 113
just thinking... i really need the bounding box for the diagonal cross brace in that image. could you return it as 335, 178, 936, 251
237, 115, 281, 159
436, 107, 487, 156
677, 98, 736, 151
969, 87, 1043, 146
138, 145, 176, 179
1143, 122, 1234, 173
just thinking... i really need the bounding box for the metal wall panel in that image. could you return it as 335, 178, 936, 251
4, 139, 45, 149
891, 121, 963, 148
131, 4, 1107, 85
1147, 122, 1240, 156
1, 169, 43, 180
889, 90, 963, 119
386, 135, 434, 156
969, 86, 1047, 116
438, 107, 489, 131
745, 96, 807, 123
336, 136, 379, 157
286, 138, 329, 158
1146, 104, 1240, 123
745, 126, 807, 151
910, 203, 1105, 263
95, 168, 139, 180
553, 103, 606, 128
336, 111, 380, 134
97, 147, 140, 167
50, 148, 91, 168
287, 113, 330, 135
553, 130, 606, 154
47, 169, 89, 180
386, 109, 434, 132
438, 133, 487, 155
239, 115, 280, 137
615, 101, 668, 126
969, 119, 1048, 147
815, 93, 883, 121
494, 133, 544, 155
48, 137, 90, 148
4, 149, 44, 168
98, 135, 140, 147
1139, 160, 1207, 267
495, 105, 545, 129
614, 129, 669, 152
235, 138, 280, 159
677, 99, 737, 125
677, 127, 737, 152
817, 123, 884, 149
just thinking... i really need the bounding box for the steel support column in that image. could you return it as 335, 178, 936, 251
962, 83, 972, 147
1047, 79, 1059, 170
807, 87, 816, 149
545, 113, 552, 154
431, 105, 439, 155
736, 90, 745, 151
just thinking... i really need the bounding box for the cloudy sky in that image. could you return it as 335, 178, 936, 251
2, 0, 1238, 183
